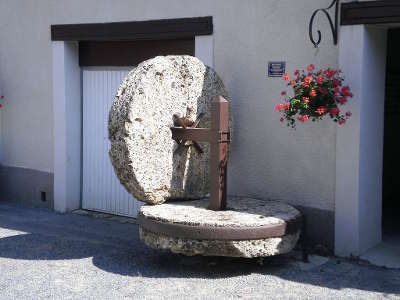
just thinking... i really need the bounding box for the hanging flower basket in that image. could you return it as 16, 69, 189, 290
275, 64, 352, 128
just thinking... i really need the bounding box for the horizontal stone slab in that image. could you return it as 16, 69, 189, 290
138, 197, 302, 257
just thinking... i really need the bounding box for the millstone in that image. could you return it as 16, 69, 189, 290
109, 56, 229, 205
138, 197, 302, 258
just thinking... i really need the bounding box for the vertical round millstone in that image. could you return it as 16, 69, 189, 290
108, 56, 229, 205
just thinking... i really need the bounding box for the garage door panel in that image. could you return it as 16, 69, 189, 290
82, 68, 140, 217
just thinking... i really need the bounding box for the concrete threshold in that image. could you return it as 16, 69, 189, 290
361, 242, 400, 269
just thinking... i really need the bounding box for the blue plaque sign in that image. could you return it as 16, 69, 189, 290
268, 62, 286, 77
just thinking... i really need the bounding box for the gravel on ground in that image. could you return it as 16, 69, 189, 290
0, 203, 399, 300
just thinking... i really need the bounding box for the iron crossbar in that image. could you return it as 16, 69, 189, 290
170, 96, 230, 211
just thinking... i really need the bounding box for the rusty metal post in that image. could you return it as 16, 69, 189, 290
170, 96, 230, 211
209, 96, 230, 211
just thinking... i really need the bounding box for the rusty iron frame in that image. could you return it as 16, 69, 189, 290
172, 112, 205, 155
138, 213, 302, 240
171, 96, 231, 211
139, 96, 304, 243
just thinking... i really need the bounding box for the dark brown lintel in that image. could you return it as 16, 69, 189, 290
341, 1, 400, 25
79, 39, 194, 66
51, 16, 212, 41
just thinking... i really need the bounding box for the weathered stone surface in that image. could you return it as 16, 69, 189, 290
138, 197, 302, 257
139, 228, 300, 258
140, 197, 301, 227
109, 56, 228, 205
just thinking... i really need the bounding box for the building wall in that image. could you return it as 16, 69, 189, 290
336, 24, 388, 256
0, 0, 339, 246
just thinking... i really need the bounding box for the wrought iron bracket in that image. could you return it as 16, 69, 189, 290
309, 0, 339, 48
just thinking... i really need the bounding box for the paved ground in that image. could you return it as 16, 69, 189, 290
0, 203, 399, 300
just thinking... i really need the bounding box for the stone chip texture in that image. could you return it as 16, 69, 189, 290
140, 197, 301, 227
139, 197, 302, 257
109, 56, 228, 205
139, 228, 300, 258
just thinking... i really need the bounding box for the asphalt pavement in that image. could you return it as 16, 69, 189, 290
0, 203, 399, 299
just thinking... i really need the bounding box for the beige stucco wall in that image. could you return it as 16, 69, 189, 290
0, 0, 339, 211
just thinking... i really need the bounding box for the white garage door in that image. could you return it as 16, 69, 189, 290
82, 68, 141, 217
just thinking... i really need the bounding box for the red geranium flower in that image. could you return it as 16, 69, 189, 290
282, 74, 290, 81
333, 80, 341, 87
341, 86, 353, 97
324, 68, 336, 79
318, 87, 327, 95
316, 106, 327, 115
275, 103, 290, 111
329, 107, 340, 116
297, 115, 310, 123
304, 76, 313, 85
338, 97, 347, 105
276, 65, 351, 128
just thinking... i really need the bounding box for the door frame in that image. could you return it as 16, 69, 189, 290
335, 24, 387, 257
52, 17, 214, 213
335, 1, 400, 257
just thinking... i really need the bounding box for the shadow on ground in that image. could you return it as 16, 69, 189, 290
0, 202, 399, 295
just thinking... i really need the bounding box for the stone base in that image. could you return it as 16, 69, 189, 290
140, 228, 300, 258
138, 197, 302, 258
